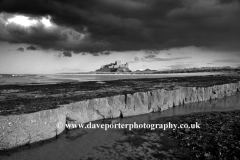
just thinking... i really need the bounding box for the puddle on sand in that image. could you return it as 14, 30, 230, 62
1, 92, 240, 160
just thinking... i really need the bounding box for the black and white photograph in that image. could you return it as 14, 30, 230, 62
0, 0, 240, 159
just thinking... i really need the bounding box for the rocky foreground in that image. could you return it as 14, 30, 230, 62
92, 110, 240, 160
165, 110, 240, 159
0, 75, 240, 151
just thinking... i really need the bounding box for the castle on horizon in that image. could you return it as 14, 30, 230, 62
96, 61, 130, 72
100, 61, 128, 69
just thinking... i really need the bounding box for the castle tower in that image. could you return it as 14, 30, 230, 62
116, 61, 121, 66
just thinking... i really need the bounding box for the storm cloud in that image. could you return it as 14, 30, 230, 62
17, 47, 24, 52
62, 51, 72, 57
27, 45, 37, 50
0, 0, 240, 54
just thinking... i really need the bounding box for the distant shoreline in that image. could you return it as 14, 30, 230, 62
59, 67, 240, 74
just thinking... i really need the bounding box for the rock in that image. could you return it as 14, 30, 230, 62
0, 107, 66, 150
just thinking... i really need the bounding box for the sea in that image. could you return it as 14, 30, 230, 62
0, 72, 223, 85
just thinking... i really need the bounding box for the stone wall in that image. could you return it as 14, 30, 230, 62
0, 81, 240, 150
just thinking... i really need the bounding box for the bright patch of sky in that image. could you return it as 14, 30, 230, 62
6, 15, 53, 27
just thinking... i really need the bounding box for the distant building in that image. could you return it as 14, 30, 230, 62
100, 61, 129, 69
97, 61, 130, 72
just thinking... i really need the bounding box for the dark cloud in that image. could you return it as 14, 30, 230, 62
101, 51, 111, 55
17, 47, 24, 52
0, 0, 240, 53
62, 51, 72, 57
92, 53, 99, 56
145, 55, 157, 59
26, 45, 37, 50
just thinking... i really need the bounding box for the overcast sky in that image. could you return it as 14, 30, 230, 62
0, 0, 240, 74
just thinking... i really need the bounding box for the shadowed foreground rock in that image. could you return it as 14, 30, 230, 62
0, 76, 240, 150
165, 110, 240, 159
